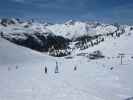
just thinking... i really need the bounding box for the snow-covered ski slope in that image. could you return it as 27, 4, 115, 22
0, 21, 133, 100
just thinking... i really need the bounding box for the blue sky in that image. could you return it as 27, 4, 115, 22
0, 0, 133, 24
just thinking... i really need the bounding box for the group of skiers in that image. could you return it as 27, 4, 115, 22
44, 61, 77, 74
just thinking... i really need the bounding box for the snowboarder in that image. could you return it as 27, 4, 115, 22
55, 61, 59, 73
44, 66, 47, 74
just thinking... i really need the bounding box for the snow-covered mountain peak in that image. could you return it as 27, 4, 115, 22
64, 20, 76, 25
46, 21, 120, 40
0, 18, 130, 40
1, 18, 133, 56
0, 18, 21, 26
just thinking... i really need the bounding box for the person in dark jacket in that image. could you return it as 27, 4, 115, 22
55, 61, 59, 73
74, 66, 77, 71
45, 66, 47, 74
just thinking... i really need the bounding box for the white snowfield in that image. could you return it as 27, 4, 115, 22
0, 20, 133, 100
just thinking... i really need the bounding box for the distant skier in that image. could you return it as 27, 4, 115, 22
44, 66, 47, 74
55, 61, 59, 73
8, 67, 11, 71
16, 66, 18, 69
110, 67, 114, 70
74, 66, 77, 71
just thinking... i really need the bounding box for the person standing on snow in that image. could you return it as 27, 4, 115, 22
74, 66, 77, 71
45, 66, 47, 74
55, 61, 59, 73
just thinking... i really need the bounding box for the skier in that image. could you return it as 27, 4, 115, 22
16, 66, 18, 69
8, 67, 11, 71
110, 67, 114, 70
45, 66, 47, 74
74, 66, 77, 71
55, 61, 59, 73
